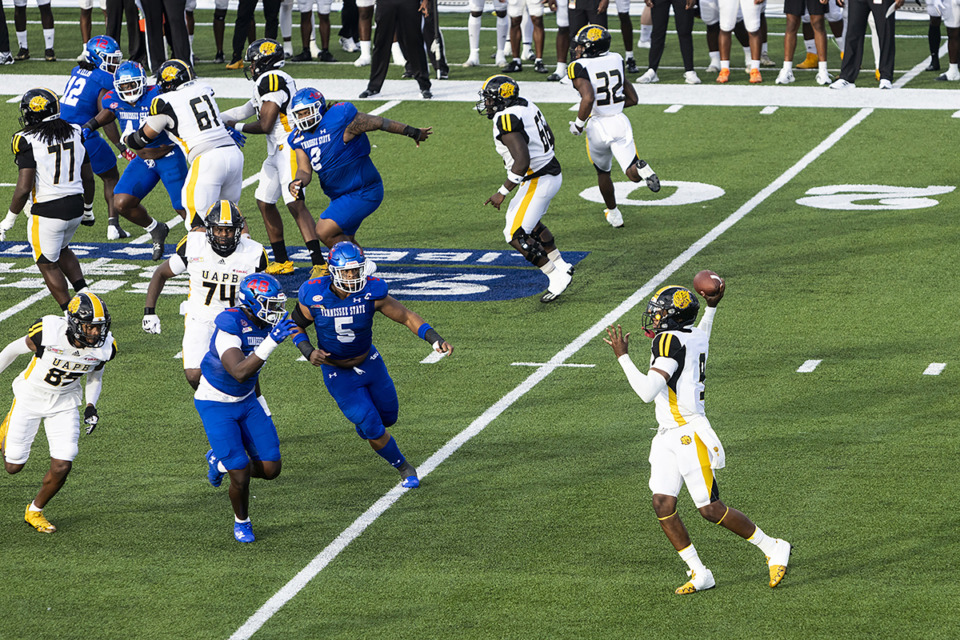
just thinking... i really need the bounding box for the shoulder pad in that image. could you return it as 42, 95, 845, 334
27, 317, 43, 339
149, 96, 168, 117
366, 277, 389, 300
257, 72, 288, 96
214, 308, 244, 332
11, 133, 23, 155
651, 332, 683, 359
496, 112, 523, 135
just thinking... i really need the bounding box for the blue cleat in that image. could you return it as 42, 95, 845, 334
205, 449, 225, 487
234, 521, 255, 543
401, 474, 420, 488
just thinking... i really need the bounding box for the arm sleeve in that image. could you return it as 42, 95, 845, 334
221, 100, 257, 122
697, 306, 717, 338
0, 337, 33, 374
85, 367, 104, 406
214, 330, 243, 355
617, 354, 668, 403
143, 113, 173, 134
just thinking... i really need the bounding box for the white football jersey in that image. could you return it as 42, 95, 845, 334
12, 315, 116, 412
491, 98, 558, 176
648, 327, 709, 429
567, 52, 628, 118
169, 231, 268, 323
146, 81, 235, 163
253, 69, 297, 157
11, 125, 88, 204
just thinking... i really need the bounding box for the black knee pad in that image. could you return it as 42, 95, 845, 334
512, 229, 546, 265
214, 8, 227, 22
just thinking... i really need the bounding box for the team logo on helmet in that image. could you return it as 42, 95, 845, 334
67, 296, 82, 314
673, 289, 692, 309
161, 66, 179, 82
587, 27, 603, 41
499, 83, 515, 98
29, 95, 49, 112
680, 436, 692, 445
259, 41, 277, 55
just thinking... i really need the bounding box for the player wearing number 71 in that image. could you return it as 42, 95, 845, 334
567, 25, 660, 229
142, 201, 268, 393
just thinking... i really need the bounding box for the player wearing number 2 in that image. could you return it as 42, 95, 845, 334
123, 59, 246, 230
142, 201, 268, 391
568, 25, 660, 229
0, 292, 116, 534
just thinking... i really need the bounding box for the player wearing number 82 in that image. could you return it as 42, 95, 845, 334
142, 200, 268, 391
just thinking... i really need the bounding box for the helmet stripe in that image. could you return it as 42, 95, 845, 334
219, 201, 232, 224
87, 293, 105, 321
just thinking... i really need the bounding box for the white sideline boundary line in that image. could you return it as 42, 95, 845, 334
228, 106, 875, 640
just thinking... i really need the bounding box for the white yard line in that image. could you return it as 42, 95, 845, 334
0, 289, 50, 323
229, 104, 875, 640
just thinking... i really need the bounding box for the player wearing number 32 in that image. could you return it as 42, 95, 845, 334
291, 241, 453, 489
0, 293, 116, 534
142, 201, 268, 391
123, 59, 246, 230
568, 25, 660, 229
477, 75, 574, 303
603, 280, 792, 594
195, 274, 297, 543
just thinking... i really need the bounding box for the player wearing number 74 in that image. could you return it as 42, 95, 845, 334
142, 201, 268, 393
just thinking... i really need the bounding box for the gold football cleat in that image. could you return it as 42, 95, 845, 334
675, 568, 715, 595
310, 264, 330, 278
25, 507, 56, 533
767, 539, 792, 588
266, 260, 295, 275
796, 52, 819, 69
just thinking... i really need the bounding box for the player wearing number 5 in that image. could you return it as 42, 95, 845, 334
2, 88, 95, 311
0, 293, 116, 534
568, 25, 660, 229
291, 241, 453, 489
143, 201, 268, 391
123, 59, 246, 230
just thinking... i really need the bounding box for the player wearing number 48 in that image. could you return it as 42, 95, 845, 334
142, 201, 268, 393
0, 293, 117, 534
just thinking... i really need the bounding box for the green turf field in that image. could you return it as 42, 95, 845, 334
0, 9, 959, 640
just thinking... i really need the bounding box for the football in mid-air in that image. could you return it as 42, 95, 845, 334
693, 270, 723, 297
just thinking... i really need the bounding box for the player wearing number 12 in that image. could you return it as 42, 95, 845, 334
123, 59, 245, 230
142, 201, 268, 391
568, 25, 660, 229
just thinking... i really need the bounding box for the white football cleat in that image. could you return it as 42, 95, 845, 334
637, 68, 659, 84
675, 568, 715, 595
815, 70, 833, 85
937, 68, 960, 81
683, 70, 701, 85
462, 56, 480, 67
879, 79, 893, 89
353, 54, 372, 68
604, 209, 624, 228
759, 52, 775, 67
540, 268, 572, 303
705, 62, 720, 73
829, 78, 854, 89
495, 55, 507, 68
767, 539, 792, 588
775, 68, 795, 85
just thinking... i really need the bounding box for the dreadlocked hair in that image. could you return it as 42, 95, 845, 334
76, 61, 96, 71
22, 119, 77, 145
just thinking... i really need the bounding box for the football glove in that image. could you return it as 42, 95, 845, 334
142, 314, 162, 334
83, 405, 99, 435
0, 210, 18, 241
268, 317, 298, 343
119, 148, 137, 161
569, 121, 584, 136
227, 126, 247, 148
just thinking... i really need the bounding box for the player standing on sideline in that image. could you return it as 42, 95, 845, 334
291, 241, 453, 489
12, 0, 56, 61
603, 279, 792, 593
142, 201, 268, 392
0, 293, 116, 534
221, 39, 328, 278
61, 36, 130, 239
477, 75, 574, 303
86, 61, 184, 261
568, 25, 660, 229
123, 59, 246, 230
197, 273, 296, 543
286, 87, 431, 268
1, 89, 95, 311
462, 0, 508, 68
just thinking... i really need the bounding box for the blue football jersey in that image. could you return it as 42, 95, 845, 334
286, 102, 382, 200
200, 308, 271, 397
298, 275, 389, 360
100, 86, 173, 148
61, 66, 116, 125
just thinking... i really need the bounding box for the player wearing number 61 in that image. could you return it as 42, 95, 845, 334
122, 59, 246, 230
142, 201, 268, 393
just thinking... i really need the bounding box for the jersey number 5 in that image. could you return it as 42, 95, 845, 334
44, 368, 83, 386
189, 95, 221, 131
595, 70, 625, 107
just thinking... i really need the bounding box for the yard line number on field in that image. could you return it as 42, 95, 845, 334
228, 105, 879, 640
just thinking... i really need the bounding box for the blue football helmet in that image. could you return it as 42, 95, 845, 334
84, 35, 123, 74
328, 242, 367, 293
238, 274, 287, 326
113, 61, 146, 104
290, 87, 327, 132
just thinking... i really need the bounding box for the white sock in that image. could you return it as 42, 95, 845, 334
709, 51, 720, 66
761, 41, 768, 55
145, 219, 158, 233
188, 34, 194, 49
360, 40, 371, 57
547, 249, 570, 273
539, 261, 556, 276
625, 50, 634, 60
750, 59, 759, 70
235, 516, 250, 524
391, 41, 404, 61
556, 61, 565, 74
280, 1, 292, 39
28, 501, 43, 512
217, 461, 228, 473
468, 15, 481, 54
747, 526, 779, 556
720, 59, 730, 70
805, 38, 816, 55
606, 205, 621, 217
43, 28, 54, 49
16, 31, 27, 50
742, 45, 751, 61
950, 63, 959, 74
678, 544, 707, 574
496, 16, 508, 56
818, 61, 828, 73
783, 60, 792, 71
640, 24, 652, 43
